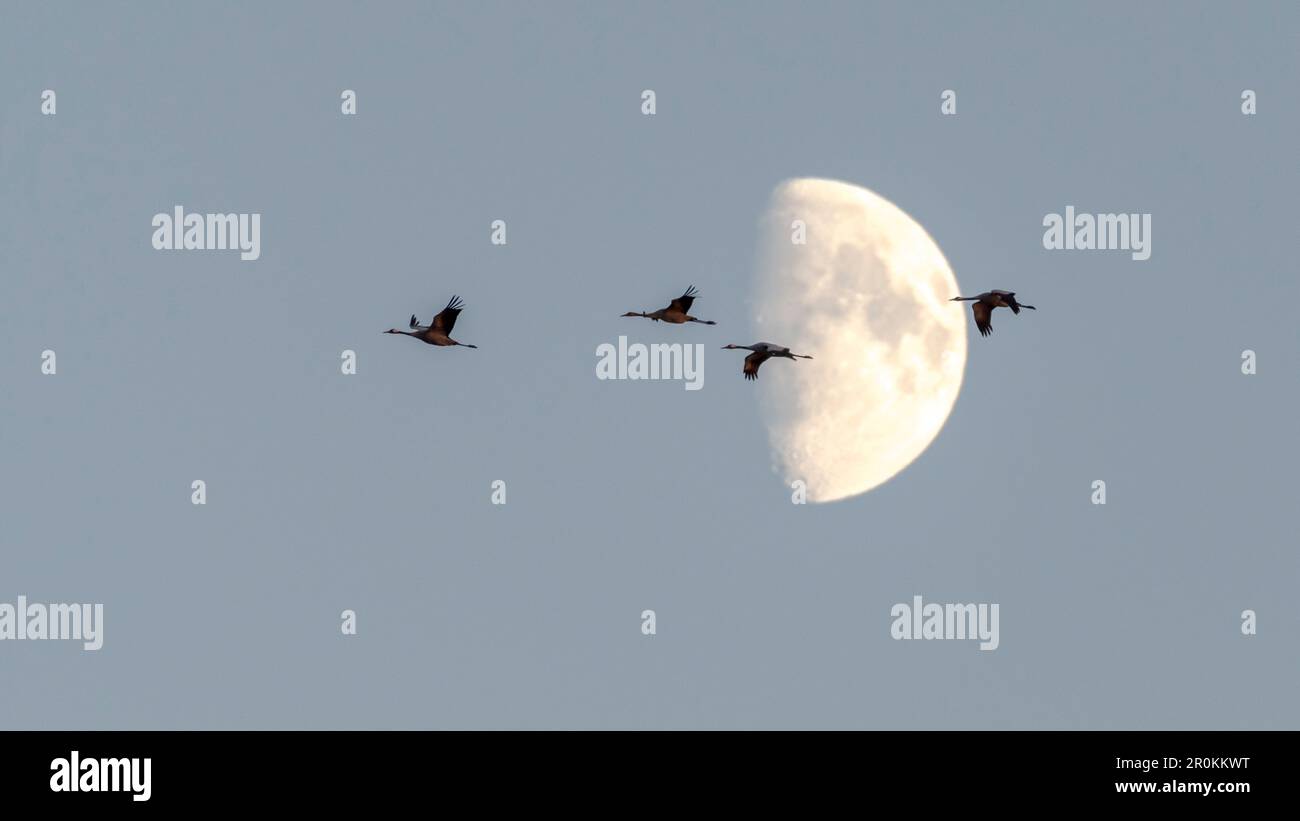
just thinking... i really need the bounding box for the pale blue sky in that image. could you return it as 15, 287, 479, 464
0, 1, 1295, 728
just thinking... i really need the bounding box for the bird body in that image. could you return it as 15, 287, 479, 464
386, 295, 478, 348
950, 290, 1036, 337
722, 342, 813, 380
622, 285, 716, 325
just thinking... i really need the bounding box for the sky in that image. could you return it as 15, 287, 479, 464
0, 1, 1296, 729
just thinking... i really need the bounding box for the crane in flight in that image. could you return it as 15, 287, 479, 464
722, 343, 813, 381
621, 285, 716, 325
385, 295, 479, 348
950, 290, 1036, 337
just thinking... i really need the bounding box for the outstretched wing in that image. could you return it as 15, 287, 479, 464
743, 351, 767, 380
432, 295, 465, 334
668, 285, 699, 314
409, 314, 420, 329
972, 302, 993, 337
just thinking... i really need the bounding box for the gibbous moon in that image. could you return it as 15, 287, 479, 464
754, 178, 966, 503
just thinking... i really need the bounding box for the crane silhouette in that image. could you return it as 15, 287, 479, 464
385, 295, 478, 348
950, 290, 1036, 337
622, 285, 716, 325
722, 343, 812, 381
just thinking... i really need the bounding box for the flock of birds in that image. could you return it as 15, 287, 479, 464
620, 285, 813, 379
386, 286, 1036, 380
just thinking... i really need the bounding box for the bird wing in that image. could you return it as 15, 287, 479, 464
743, 351, 768, 380
668, 285, 698, 314
409, 314, 420, 329
972, 302, 993, 337
431, 295, 465, 334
